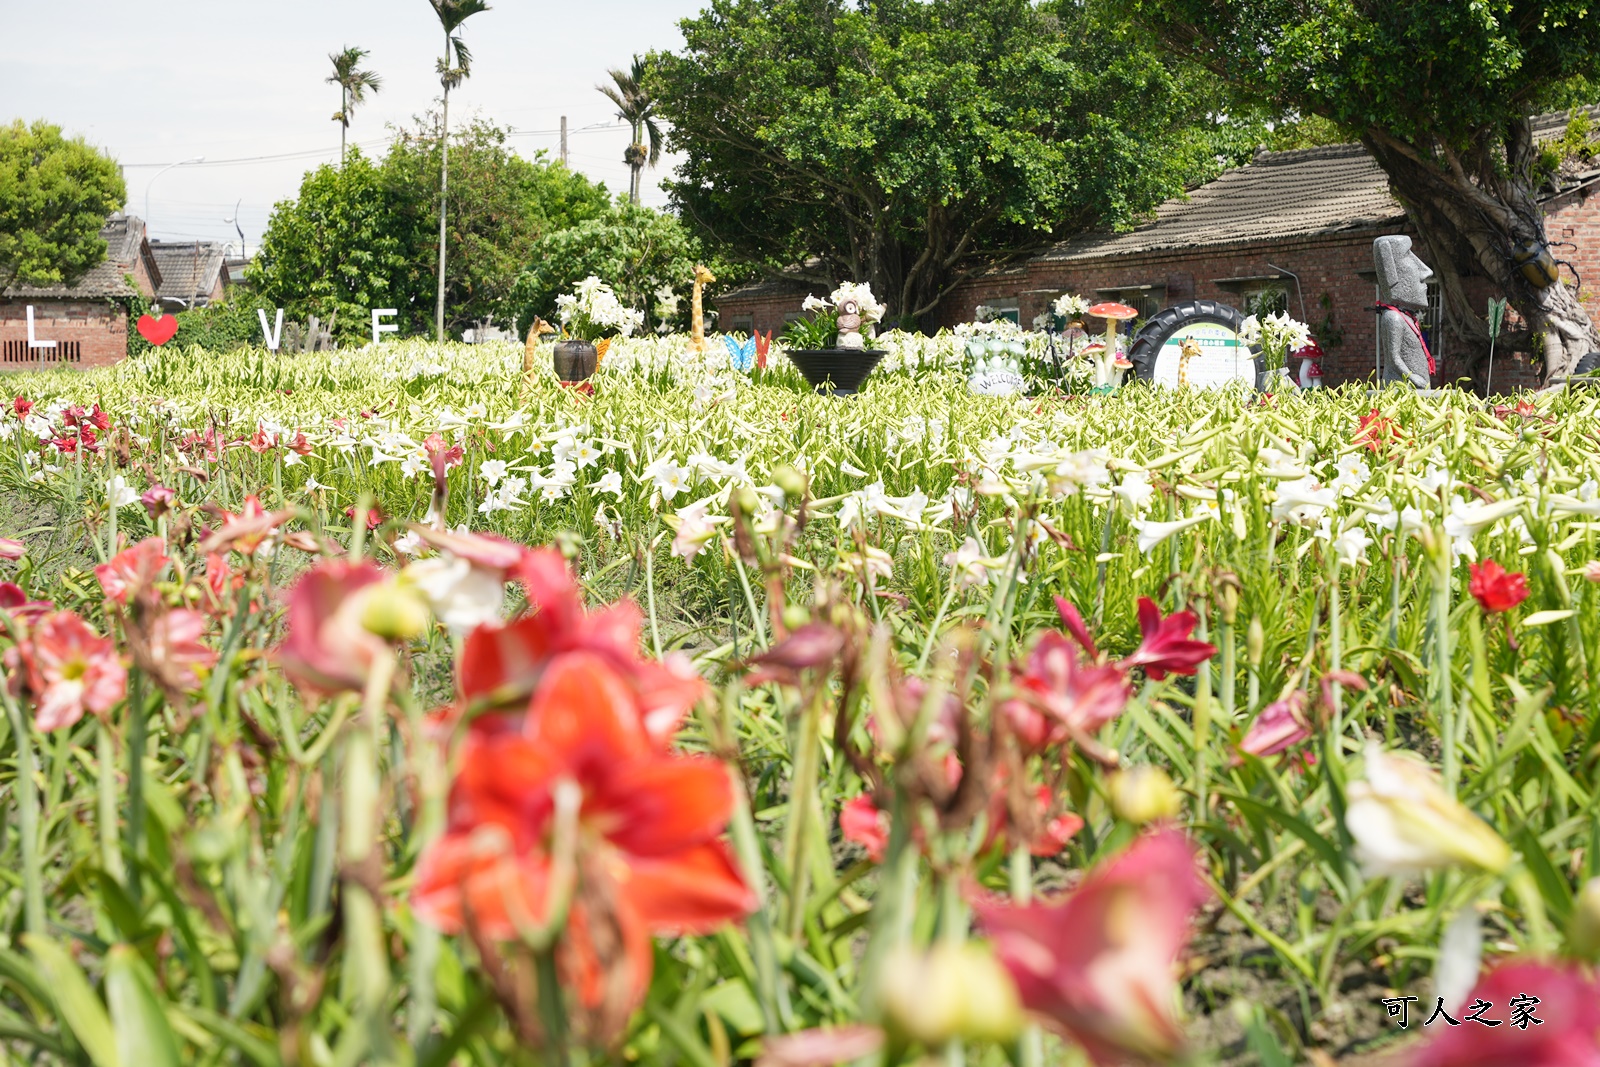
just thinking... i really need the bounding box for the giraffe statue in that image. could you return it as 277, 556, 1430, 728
1177, 337, 1202, 388
690, 264, 717, 354
523, 317, 556, 380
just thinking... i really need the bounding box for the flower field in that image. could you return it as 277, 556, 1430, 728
3, 336, 1600, 1066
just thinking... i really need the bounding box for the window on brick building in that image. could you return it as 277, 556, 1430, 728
3, 340, 81, 364
1242, 285, 1290, 317
730, 315, 754, 334
1094, 285, 1164, 320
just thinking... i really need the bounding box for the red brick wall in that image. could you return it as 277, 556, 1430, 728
712, 285, 825, 336
0, 300, 130, 371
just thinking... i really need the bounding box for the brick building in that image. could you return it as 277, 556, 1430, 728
717, 117, 1600, 389
150, 240, 231, 310
1, 215, 160, 371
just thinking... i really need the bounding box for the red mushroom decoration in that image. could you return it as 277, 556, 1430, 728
1084, 302, 1140, 390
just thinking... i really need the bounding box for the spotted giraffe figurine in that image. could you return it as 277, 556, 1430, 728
690, 264, 717, 354
1177, 337, 1202, 388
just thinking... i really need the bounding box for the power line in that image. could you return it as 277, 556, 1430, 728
121, 123, 630, 169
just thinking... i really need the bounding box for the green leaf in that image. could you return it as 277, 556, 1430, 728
23, 934, 120, 1067
105, 945, 182, 1067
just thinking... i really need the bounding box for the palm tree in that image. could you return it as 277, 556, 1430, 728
598, 56, 662, 205
427, 0, 491, 342
327, 46, 383, 166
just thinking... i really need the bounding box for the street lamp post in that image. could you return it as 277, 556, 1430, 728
143, 156, 206, 232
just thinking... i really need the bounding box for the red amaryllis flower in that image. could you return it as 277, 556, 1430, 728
202, 495, 292, 557
51, 434, 79, 454
145, 609, 217, 691
141, 485, 176, 519
0, 583, 53, 624
12, 397, 32, 418
1468, 560, 1529, 614
288, 431, 313, 456
277, 559, 392, 695
841, 794, 889, 861
456, 548, 704, 743
1238, 690, 1310, 758
411, 653, 756, 1025
1121, 598, 1216, 681
204, 553, 242, 612
1054, 596, 1099, 658
1410, 961, 1600, 1067
1010, 631, 1133, 752
95, 537, 170, 606
975, 829, 1210, 1066
423, 432, 464, 470
5, 611, 127, 731
1355, 409, 1400, 454
85, 404, 110, 431
0, 538, 25, 561
345, 503, 386, 530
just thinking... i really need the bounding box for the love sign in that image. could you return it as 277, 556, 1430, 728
137, 313, 179, 346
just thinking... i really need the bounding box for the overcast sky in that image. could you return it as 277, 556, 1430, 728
3, 0, 706, 252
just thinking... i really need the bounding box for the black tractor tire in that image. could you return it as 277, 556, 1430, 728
1126, 299, 1265, 389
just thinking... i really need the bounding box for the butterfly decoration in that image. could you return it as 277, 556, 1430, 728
754, 330, 773, 371
724, 334, 757, 373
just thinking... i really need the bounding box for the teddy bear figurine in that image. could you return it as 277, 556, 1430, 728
836, 298, 865, 351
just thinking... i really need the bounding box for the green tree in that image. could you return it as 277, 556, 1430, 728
1117, 0, 1600, 383
252, 122, 611, 342
0, 120, 126, 290
426, 0, 492, 342
598, 56, 664, 205
652, 0, 1259, 326
507, 201, 710, 336
385, 115, 611, 334
328, 46, 384, 164
251, 151, 422, 342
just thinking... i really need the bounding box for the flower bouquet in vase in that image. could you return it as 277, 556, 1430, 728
1240, 311, 1313, 391
781, 282, 889, 395
553, 276, 644, 382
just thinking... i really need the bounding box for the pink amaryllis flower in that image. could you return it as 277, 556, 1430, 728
1238, 690, 1311, 758
1121, 597, 1217, 681
0, 538, 25, 561
5, 611, 127, 731
140, 485, 176, 520
974, 828, 1210, 1066
277, 559, 392, 695
201, 495, 293, 557
95, 537, 170, 606
1009, 631, 1133, 754
0, 583, 53, 624
1410, 961, 1600, 1067
145, 610, 218, 691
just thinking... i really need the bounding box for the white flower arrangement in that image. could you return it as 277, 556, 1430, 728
1239, 311, 1312, 366
555, 276, 645, 342
1052, 293, 1090, 320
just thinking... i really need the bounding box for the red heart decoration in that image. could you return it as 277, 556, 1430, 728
137, 313, 178, 346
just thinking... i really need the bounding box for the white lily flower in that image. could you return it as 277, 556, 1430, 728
1131, 512, 1214, 554
107, 475, 139, 509
479, 459, 508, 487
594, 471, 624, 498
1334, 525, 1373, 566
404, 555, 503, 634
1345, 743, 1511, 878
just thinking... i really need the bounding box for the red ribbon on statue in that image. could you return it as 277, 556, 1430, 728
1373, 304, 1435, 376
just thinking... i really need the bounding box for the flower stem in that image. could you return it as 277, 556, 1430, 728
125, 668, 146, 901
782, 688, 826, 940
3, 687, 45, 935
97, 722, 125, 883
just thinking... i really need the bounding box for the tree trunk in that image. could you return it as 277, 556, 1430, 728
1361, 123, 1600, 389
436, 76, 451, 344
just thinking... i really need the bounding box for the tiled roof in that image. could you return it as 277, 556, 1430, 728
1038, 143, 1403, 264
150, 241, 229, 303
3, 215, 155, 300
1040, 107, 1600, 266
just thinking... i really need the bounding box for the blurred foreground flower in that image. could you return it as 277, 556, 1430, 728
880, 941, 1023, 1045
1468, 560, 1529, 614
976, 829, 1209, 1065
5, 611, 126, 731
0, 538, 24, 560
1109, 765, 1183, 825
412, 653, 755, 1033
277, 560, 395, 695
96, 537, 170, 606
1410, 961, 1600, 1066
1345, 743, 1511, 878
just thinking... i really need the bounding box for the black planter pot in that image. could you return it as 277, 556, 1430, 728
785, 348, 886, 395
552, 338, 598, 382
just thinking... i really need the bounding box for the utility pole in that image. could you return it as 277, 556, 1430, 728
560, 116, 568, 167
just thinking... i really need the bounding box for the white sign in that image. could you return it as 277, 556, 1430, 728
1152, 323, 1253, 388
372, 308, 398, 345
257, 308, 285, 351
25, 306, 56, 349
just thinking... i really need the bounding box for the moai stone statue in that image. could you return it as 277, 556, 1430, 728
1373, 236, 1435, 388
